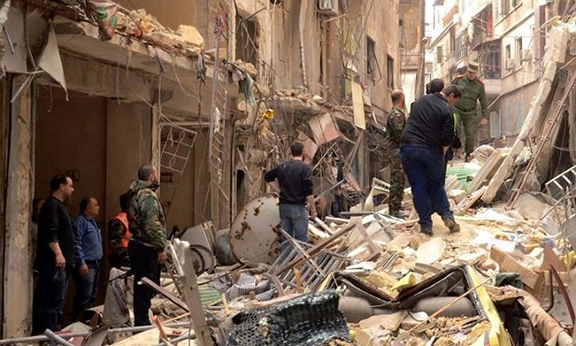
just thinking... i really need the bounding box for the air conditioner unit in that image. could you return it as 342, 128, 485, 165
317, 0, 339, 16
505, 58, 516, 71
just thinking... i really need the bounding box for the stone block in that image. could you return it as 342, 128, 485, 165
541, 62, 558, 82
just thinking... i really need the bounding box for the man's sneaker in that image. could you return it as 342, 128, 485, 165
443, 218, 461, 233
421, 225, 433, 236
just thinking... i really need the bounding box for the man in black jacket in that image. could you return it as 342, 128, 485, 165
265, 142, 317, 254
400, 85, 462, 235
35, 175, 75, 333
426, 78, 463, 185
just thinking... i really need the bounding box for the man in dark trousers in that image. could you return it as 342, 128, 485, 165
35, 175, 75, 333
127, 164, 167, 326
108, 193, 131, 269
265, 142, 317, 254
400, 85, 462, 235
72, 196, 103, 320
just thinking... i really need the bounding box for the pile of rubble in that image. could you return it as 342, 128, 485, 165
39, 147, 569, 345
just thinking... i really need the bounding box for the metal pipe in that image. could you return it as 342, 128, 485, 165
0, 322, 192, 345
44, 330, 74, 346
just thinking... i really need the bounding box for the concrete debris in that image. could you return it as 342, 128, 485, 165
1, 1, 575, 345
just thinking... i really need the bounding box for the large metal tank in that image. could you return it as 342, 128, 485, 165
229, 194, 282, 264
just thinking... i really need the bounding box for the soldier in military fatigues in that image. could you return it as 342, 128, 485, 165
452, 61, 489, 161
385, 90, 407, 217
127, 164, 167, 326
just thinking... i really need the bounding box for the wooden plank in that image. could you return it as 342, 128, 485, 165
351, 218, 381, 258
173, 240, 214, 346
457, 186, 488, 215
140, 277, 190, 313
467, 149, 507, 194
278, 228, 326, 277
273, 222, 356, 276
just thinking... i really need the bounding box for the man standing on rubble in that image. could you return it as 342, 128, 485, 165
265, 142, 317, 254
451, 61, 489, 161
127, 164, 167, 326
385, 90, 407, 218
426, 78, 463, 184
35, 175, 75, 333
72, 196, 103, 320
400, 85, 462, 235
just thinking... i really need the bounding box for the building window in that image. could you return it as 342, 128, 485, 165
501, 0, 510, 16
515, 101, 524, 133
399, 20, 404, 48
481, 43, 501, 79
454, 32, 467, 60
490, 110, 502, 138
236, 16, 259, 67
504, 103, 513, 135
449, 28, 456, 56
367, 37, 376, 78
387, 55, 394, 89
436, 45, 444, 64
516, 37, 523, 62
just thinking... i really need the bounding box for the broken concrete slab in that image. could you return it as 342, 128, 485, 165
539, 244, 567, 273
308, 113, 341, 144
416, 237, 445, 265
467, 148, 507, 194
177, 25, 204, 47
358, 311, 408, 332
490, 247, 539, 289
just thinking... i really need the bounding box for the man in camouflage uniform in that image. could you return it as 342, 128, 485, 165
127, 164, 167, 326
385, 90, 407, 218
452, 61, 489, 161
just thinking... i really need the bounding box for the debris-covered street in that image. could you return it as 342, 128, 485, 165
0, 0, 576, 345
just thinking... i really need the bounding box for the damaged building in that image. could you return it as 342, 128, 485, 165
0, 0, 403, 339
0, 0, 575, 345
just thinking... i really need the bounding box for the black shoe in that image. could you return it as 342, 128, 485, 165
390, 210, 408, 219
443, 218, 460, 233
421, 226, 433, 236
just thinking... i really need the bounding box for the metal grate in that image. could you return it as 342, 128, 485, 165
226, 290, 351, 346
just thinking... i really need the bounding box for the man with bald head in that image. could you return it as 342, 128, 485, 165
127, 164, 167, 326
385, 90, 407, 217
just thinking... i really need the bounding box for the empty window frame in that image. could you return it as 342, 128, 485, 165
367, 36, 376, 77
387, 55, 394, 89
236, 16, 259, 67
516, 37, 523, 62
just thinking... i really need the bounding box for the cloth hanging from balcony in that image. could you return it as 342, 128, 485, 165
86, 0, 118, 40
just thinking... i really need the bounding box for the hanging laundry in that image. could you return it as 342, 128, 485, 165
87, 0, 118, 40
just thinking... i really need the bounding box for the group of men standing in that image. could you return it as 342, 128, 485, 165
385, 61, 488, 234
33, 164, 168, 334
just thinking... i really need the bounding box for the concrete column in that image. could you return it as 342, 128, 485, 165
3, 76, 34, 338
105, 101, 152, 223
0, 79, 10, 338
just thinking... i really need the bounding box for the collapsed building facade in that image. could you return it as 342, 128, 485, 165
0, 0, 403, 338
428, 0, 576, 147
